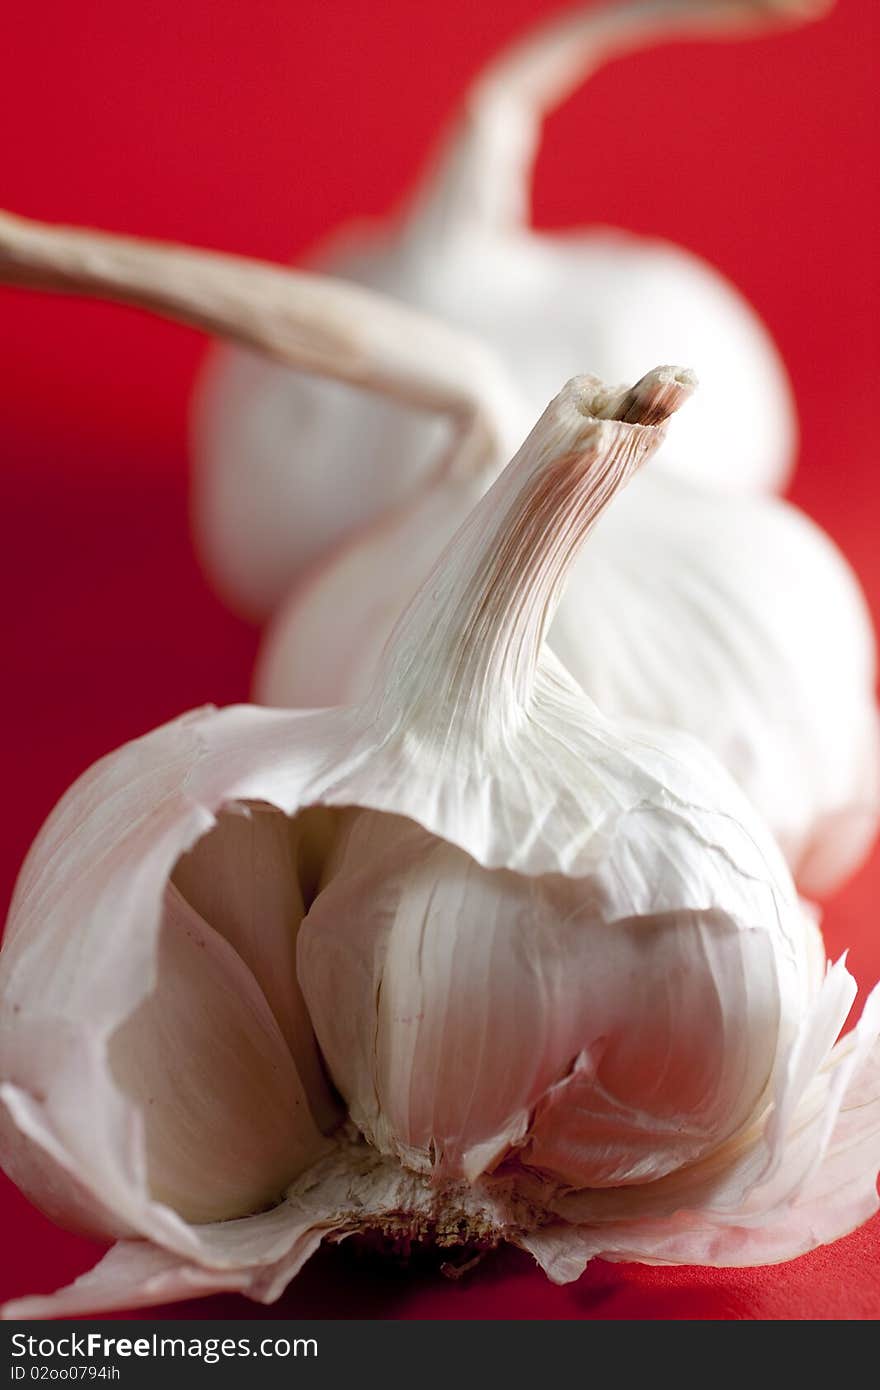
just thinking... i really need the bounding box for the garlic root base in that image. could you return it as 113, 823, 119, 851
288, 1123, 546, 1256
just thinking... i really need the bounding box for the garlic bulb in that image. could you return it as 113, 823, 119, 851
1, 206, 876, 896
193, 0, 828, 619
2, 370, 878, 1319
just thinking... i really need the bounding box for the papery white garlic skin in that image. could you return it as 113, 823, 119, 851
1, 370, 878, 1324
555, 472, 880, 895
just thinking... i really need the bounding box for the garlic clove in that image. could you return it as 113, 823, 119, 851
107, 883, 318, 1225
170, 803, 341, 1132
516, 909, 781, 1190
520, 965, 880, 1279
299, 815, 783, 1187
0, 713, 332, 1260
537, 949, 861, 1230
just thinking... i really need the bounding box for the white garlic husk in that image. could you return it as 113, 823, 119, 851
556, 471, 880, 894
192, 0, 827, 619
2, 370, 878, 1319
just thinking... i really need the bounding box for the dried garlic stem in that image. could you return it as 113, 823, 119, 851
377, 366, 696, 736
586, 365, 698, 424
0, 210, 516, 476
411, 0, 833, 239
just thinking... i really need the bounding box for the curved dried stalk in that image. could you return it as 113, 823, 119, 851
408, 0, 833, 240
0, 210, 519, 477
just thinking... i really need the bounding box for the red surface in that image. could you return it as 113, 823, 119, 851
1, 0, 878, 1320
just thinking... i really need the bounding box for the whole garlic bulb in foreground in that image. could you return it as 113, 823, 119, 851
2, 372, 878, 1318
194, 0, 826, 618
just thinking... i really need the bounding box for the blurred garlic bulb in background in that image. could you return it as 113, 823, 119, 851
193, 0, 832, 620
3, 371, 879, 1319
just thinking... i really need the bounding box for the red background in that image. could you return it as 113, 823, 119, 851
1, 0, 878, 1320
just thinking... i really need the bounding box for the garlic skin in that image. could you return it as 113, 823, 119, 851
192, 0, 821, 619
557, 472, 880, 894
2, 369, 878, 1319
